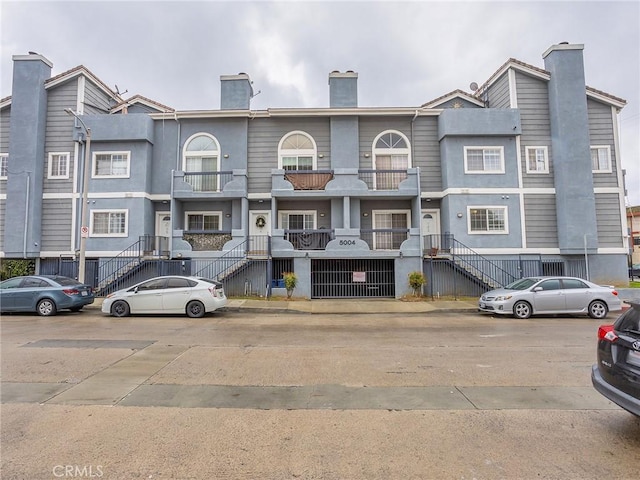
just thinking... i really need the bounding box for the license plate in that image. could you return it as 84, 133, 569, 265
479, 303, 485, 308
81, 291, 88, 296
627, 349, 640, 368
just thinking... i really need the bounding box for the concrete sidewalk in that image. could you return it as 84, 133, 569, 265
87, 296, 479, 315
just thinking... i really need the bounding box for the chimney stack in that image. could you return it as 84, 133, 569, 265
329, 70, 358, 108
220, 73, 253, 110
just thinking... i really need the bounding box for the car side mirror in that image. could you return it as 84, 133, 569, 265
533, 287, 543, 292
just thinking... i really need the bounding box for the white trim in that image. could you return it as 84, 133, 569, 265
77, 76, 85, 114
508, 68, 518, 108
515, 136, 526, 248
90, 209, 128, 237
423, 187, 557, 197
467, 206, 509, 234
278, 131, 317, 170
590, 145, 612, 173
463, 146, 505, 174
612, 105, 628, 247
184, 211, 222, 231
92, 151, 131, 178
524, 146, 549, 174
372, 130, 412, 168
47, 152, 70, 179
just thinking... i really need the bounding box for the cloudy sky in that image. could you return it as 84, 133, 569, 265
2, 0, 639, 204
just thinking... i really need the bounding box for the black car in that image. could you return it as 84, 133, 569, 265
592, 302, 640, 416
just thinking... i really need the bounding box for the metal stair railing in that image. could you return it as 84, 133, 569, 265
95, 237, 147, 294
425, 234, 517, 288
194, 236, 270, 281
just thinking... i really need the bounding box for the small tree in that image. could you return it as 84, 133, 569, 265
408, 271, 426, 297
283, 272, 297, 299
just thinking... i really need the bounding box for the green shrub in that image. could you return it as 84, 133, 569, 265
283, 272, 297, 298
0, 259, 36, 281
408, 271, 426, 296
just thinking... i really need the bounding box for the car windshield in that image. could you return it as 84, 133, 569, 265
504, 278, 541, 290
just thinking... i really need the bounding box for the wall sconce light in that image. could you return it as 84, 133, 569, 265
363, 212, 369, 217
318, 154, 324, 158
363, 153, 370, 158
225, 213, 231, 218
457, 213, 463, 218
223, 154, 229, 158
320, 213, 325, 217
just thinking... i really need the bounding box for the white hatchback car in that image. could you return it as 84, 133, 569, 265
479, 276, 622, 319
102, 276, 227, 317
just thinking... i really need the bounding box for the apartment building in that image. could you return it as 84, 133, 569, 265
0, 43, 630, 298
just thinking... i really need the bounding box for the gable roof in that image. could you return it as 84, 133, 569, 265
111, 94, 174, 114
421, 89, 485, 109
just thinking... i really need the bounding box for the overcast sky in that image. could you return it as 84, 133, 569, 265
2, 0, 639, 205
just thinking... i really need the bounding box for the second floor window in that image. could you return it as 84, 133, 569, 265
525, 147, 549, 174
186, 212, 221, 231
468, 207, 508, 234
93, 152, 130, 178
279, 131, 316, 171
48, 152, 70, 179
464, 147, 505, 174
591, 146, 612, 173
373, 131, 410, 189
183, 133, 220, 191
91, 210, 127, 236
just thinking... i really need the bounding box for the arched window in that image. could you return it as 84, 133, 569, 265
372, 130, 411, 189
278, 131, 317, 171
183, 133, 220, 191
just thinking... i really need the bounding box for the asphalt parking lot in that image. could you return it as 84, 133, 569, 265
2, 308, 639, 479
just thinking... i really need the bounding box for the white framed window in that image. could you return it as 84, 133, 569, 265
525, 146, 549, 174
0, 153, 7, 179
90, 209, 128, 237
185, 211, 222, 231
591, 145, 612, 173
464, 146, 505, 174
183, 133, 220, 191
93, 151, 130, 178
278, 210, 316, 230
372, 130, 410, 189
372, 210, 410, 250
48, 152, 70, 179
278, 131, 316, 171
468, 206, 508, 234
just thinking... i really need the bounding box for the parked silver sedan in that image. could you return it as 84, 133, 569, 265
479, 276, 622, 319
102, 276, 227, 318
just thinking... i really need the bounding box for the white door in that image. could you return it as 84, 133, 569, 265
421, 210, 440, 253
249, 211, 271, 255
155, 212, 171, 254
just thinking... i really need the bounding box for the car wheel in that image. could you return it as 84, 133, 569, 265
111, 300, 130, 317
512, 301, 532, 319
36, 298, 57, 316
588, 300, 608, 319
186, 300, 205, 318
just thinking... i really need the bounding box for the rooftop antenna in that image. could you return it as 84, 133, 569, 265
114, 84, 128, 96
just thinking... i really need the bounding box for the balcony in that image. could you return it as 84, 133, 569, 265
284, 229, 334, 250
358, 170, 408, 190
182, 231, 233, 251
284, 170, 334, 190
172, 170, 247, 198
360, 229, 409, 250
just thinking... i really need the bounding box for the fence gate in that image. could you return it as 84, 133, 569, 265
311, 259, 395, 298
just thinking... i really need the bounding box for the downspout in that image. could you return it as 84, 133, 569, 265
172, 112, 180, 258
23, 172, 31, 258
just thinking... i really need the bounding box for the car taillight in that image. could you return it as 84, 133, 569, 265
597, 324, 618, 343
611, 290, 618, 296
208, 286, 217, 296
63, 289, 80, 296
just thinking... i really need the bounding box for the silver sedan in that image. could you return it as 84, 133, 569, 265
478, 276, 623, 319
102, 276, 227, 318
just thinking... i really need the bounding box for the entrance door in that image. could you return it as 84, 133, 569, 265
155, 212, 171, 255
249, 211, 271, 256
421, 210, 440, 253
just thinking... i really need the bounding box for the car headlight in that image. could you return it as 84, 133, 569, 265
495, 295, 512, 301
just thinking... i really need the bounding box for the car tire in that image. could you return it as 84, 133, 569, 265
186, 300, 205, 318
512, 301, 532, 319
588, 300, 608, 319
36, 298, 57, 316
111, 300, 130, 317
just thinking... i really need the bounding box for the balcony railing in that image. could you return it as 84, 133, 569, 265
183, 231, 233, 251
284, 170, 334, 190
358, 170, 408, 190
183, 171, 234, 192
360, 229, 409, 250
285, 229, 334, 250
